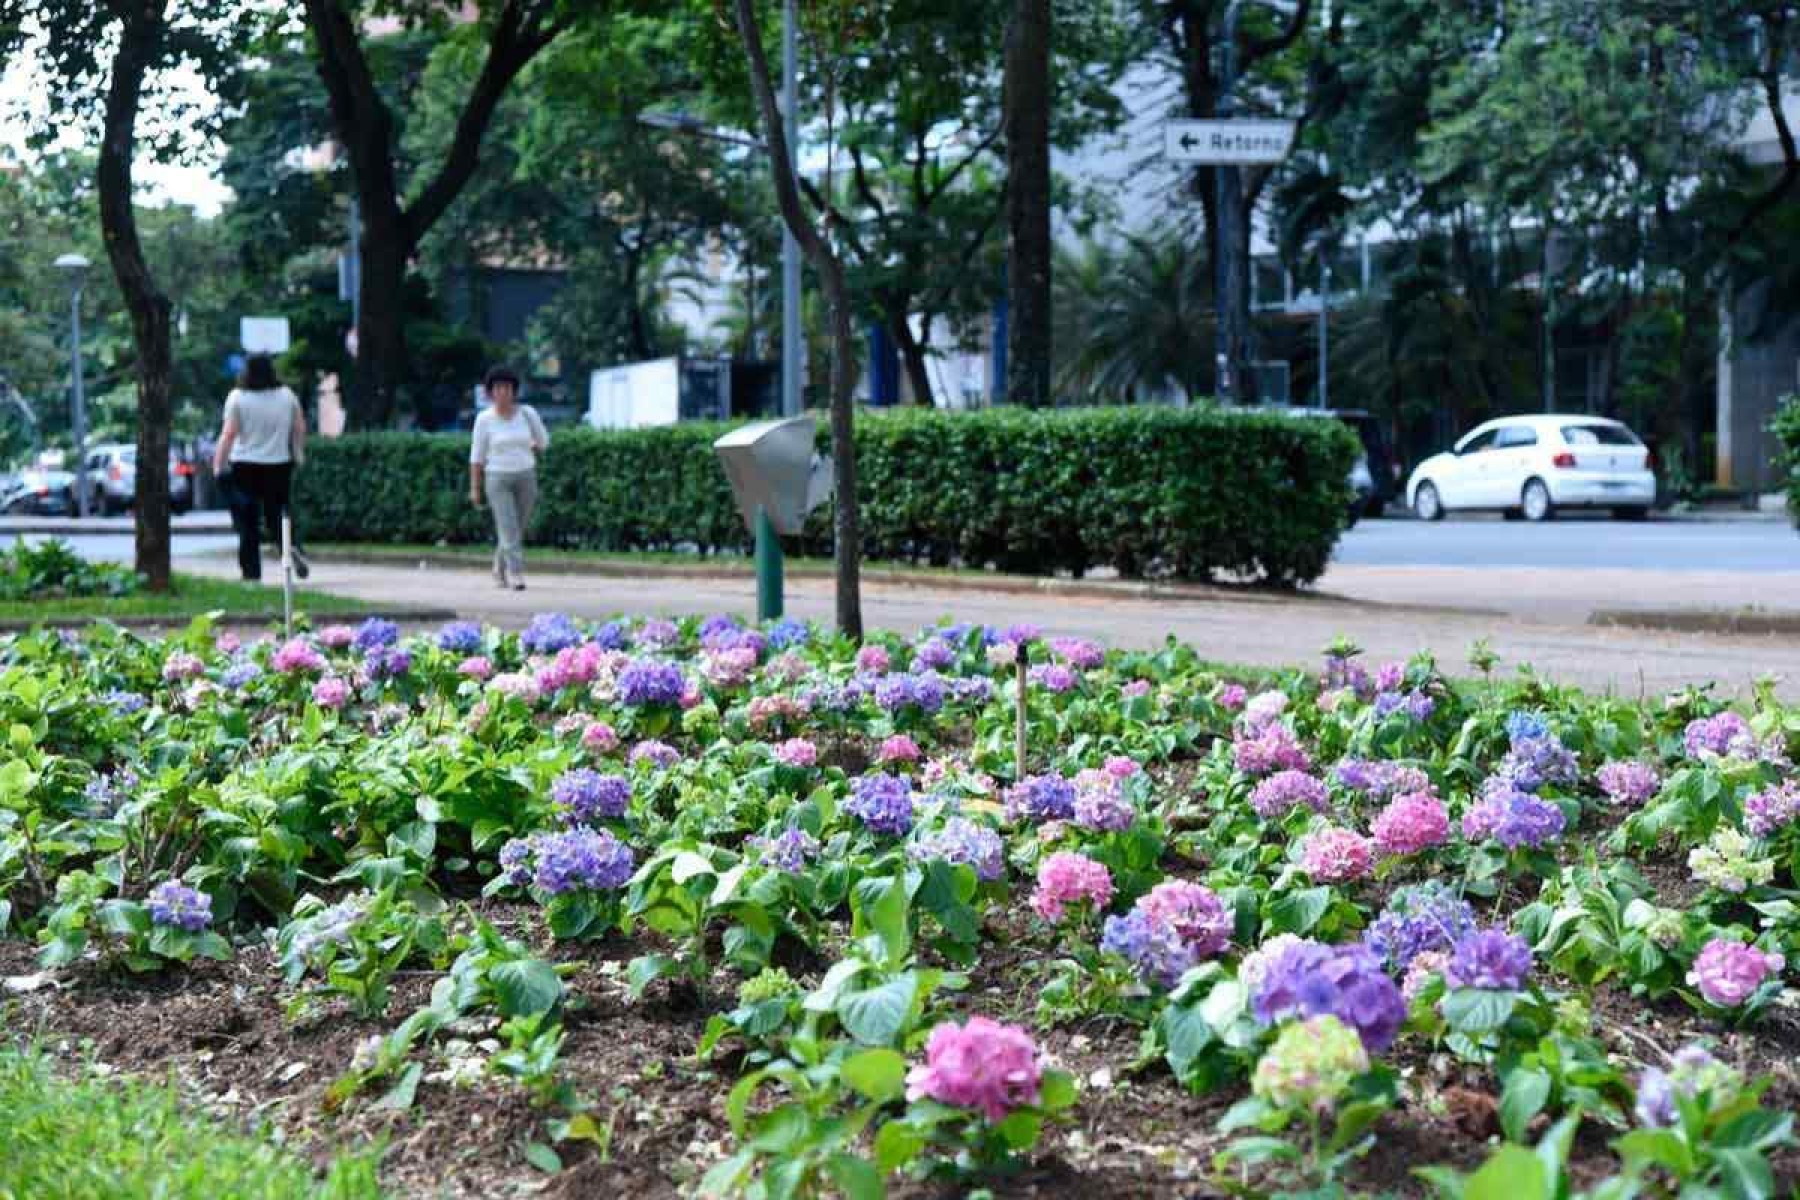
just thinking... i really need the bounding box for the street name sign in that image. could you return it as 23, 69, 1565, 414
1165, 119, 1297, 165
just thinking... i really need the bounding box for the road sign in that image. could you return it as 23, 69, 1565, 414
240, 316, 291, 354
1165, 119, 1297, 165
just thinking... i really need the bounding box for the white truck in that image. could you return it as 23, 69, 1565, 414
588, 356, 761, 428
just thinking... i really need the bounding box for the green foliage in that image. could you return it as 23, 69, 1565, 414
0, 1045, 384, 1200
1772, 394, 1800, 528
0, 537, 139, 601
297, 406, 1358, 584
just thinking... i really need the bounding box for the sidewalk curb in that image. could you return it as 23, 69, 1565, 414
0, 517, 233, 534
304, 547, 1514, 622
0, 606, 455, 633
1589, 608, 1800, 637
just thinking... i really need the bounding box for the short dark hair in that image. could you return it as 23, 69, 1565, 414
483, 365, 521, 391
238, 354, 279, 391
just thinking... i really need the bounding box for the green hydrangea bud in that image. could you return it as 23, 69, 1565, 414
737, 967, 799, 1006
1251, 1014, 1369, 1114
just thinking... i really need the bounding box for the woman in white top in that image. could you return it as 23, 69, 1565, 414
468, 365, 548, 590
211, 354, 308, 582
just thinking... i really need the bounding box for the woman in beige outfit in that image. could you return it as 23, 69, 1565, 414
468, 365, 548, 591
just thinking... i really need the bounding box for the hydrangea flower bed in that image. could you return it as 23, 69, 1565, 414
0, 616, 1796, 1197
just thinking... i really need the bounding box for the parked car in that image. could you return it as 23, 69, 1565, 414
77, 443, 194, 515
1406, 414, 1655, 522
1, 468, 77, 515
1249, 406, 1397, 525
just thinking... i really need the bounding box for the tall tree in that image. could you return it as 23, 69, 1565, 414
731, 0, 862, 639
2, 0, 240, 590
1003, 0, 1052, 406
298, 0, 582, 426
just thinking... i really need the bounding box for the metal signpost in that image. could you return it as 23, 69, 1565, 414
713, 416, 832, 621
1162, 119, 1298, 166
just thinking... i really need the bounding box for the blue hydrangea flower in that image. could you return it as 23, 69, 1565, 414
1363, 882, 1477, 973
872, 672, 947, 716
1445, 928, 1533, 991
365, 645, 411, 680
1102, 909, 1199, 989
147, 881, 212, 931
591, 620, 631, 651
104, 689, 148, 714
220, 661, 263, 689
910, 817, 1005, 881
750, 827, 821, 873
766, 618, 810, 651
1005, 774, 1077, 823
353, 618, 400, 653
551, 769, 631, 824
845, 773, 915, 836
528, 828, 635, 894
1463, 784, 1567, 848
436, 621, 484, 653
1506, 712, 1551, 744
616, 659, 685, 707
521, 612, 583, 655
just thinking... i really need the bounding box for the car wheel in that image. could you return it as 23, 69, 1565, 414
1612, 506, 1649, 522
1413, 481, 1445, 521
1521, 478, 1554, 522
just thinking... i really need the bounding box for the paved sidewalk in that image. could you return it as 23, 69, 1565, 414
0, 513, 232, 534
179, 554, 1800, 699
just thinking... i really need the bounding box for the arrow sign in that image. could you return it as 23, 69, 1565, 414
1165, 119, 1297, 165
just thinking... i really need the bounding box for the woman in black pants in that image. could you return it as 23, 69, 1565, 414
211, 355, 309, 582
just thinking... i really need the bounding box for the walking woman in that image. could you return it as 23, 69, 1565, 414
469, 365, 548, 590
212, 354, 308, 582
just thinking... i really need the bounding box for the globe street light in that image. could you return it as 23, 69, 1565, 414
53, 253, 91, 518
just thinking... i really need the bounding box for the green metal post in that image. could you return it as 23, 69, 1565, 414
755, 506, 783, 621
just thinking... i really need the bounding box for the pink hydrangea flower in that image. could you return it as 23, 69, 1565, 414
457, 656, 493, 680
774, 737, 819, 768
1687, 939, 1784, 1007
214, 632, 241, 655
1240, 690, 1288, 731
1104, 755, 1140, 779
1235, 725, 1312, 777
582, 721, 619, 754
765, 651, 809, 683
311, 676, 350, 710
271, 638, 324, 675
1402, 950, 1450, 1001
317, 624, 356, 650
1049, 637, 1105, 669
1216, 683, 1248, 711
1370, 792, 1450, 857
1030, 851, 1114, 923
1137, 880, 1232, 957
855, 645, 891, 673
1596, 761, 1660, 808
1744, 782, 1800, 837
1121, 679, 1153, 699
678, 684, 703, 710
161, 651, 205, 682
702, 647, 758, 688
904, 1016, 1043, 1123
1300, 826, 1374, 882
878, 734, 922, 765
488, 672, 541, 704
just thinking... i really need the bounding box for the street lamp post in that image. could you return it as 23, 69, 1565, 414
54, 253, 91, 519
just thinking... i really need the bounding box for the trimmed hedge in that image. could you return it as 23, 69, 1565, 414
1774, 394, 1800, 529
294, 407, 1358, 584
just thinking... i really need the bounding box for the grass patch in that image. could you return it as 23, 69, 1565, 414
0, 573, 370, 622
0, 1044, 383, 1199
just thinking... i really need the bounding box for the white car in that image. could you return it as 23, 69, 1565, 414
1407, 414, 1655, 522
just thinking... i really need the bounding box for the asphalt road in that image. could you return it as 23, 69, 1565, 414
1335, 515, 1795, 572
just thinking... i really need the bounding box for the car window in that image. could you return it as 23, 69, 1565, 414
1457, 429, 1499, 454
1494, 426, 1539, 449
1560, 424, 1639, 447
121, 449, 137, 464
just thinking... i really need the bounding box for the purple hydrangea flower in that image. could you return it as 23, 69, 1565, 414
1743, 782, 1800, 837
1028, 663, 1080, 693
845, 773, 916, 835
529, 828, 636, 894
910, 817, 1005, 882
1005, 773, 1077, 823
1596, 761, 1661, 808
951, 677, 993, 705
872, 672, 948, 716
1363, 882, 1478, 973
499, 837, 535, 887
1445, 928, 1533, 990
521, 612, 583, 655
1250, 769, 1331, 819
551, 769, 631, 824
1334, 759, 1433, 801
146, 881, 212, 931
750, 827, 821, 873
84, 766, 139, 816
1497, 734, 1579, 793
1635, 1046, 1739, 1128
1101, 909, 1198, 989
628, 740, 680, 769
633, 618, 680, 650
436, 621, 484, 653
1683, 711, 1753, 759
364, 645, 411, 680
1101, 881, 1231, 990
616, 659, 686, 707
1462, 783, 1567, 848
1073, 779, 1135, 832
1250, 939, 1407, 1054
352, 618, 399, 653
592, 620, 631, 651
913, 638, 955, 671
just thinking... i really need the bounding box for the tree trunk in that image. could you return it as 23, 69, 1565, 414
96, 1, 173, 592
733, 0, 861, 639
355, 224, 409, 428
891, 311, 935, 407
1003, 0, 1052, 407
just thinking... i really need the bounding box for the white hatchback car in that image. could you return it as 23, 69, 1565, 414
1407, 415, 1655, 522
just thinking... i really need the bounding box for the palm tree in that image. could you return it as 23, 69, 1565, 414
1051, 228, 1215, 404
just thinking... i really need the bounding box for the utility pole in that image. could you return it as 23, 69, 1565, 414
780, 0, 802, 418
1316, 0, 1330, 410
1214, 0, 1245, 404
